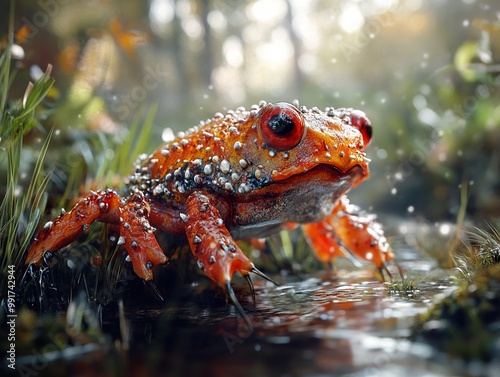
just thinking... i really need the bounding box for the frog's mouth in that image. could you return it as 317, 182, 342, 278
272, 162, 368, 190
241, 164, 365, 213
280, 164, 365, 192
231, 165, 365, 238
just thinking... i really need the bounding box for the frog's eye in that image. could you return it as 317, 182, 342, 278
349, 110, 372, 148
260, 103, 305, 151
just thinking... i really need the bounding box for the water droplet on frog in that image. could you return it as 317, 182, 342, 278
162, 127, 175, 142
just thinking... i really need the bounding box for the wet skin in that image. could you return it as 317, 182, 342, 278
26, 101, 395, 322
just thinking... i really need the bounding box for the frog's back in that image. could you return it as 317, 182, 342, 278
125, 104, 263, 203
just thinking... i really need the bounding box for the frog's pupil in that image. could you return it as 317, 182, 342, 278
268, 113, 294, 136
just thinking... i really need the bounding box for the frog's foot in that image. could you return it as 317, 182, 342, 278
25, 189, 167, 280
303, 195, 398, 281
184, 191, 277, 325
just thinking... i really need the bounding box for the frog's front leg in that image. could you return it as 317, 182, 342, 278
183, 191, 276, 324
25, 190, 168, 280
303, 195, 396, 279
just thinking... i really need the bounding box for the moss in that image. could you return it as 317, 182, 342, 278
413, 227, 500, 362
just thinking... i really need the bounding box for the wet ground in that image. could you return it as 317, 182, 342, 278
7, 243, 499, 377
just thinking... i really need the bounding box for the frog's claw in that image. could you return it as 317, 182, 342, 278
226, 280, 253, 328
25, 190, 167, 280
185, 191, 276, 322
303, 195, 396, 280
242, 273, 256, 305
250, 266, 279, 286
242, 267, 279, 306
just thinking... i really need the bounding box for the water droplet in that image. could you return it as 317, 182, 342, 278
220, 159, 231, 174
391, 188, 397, 195
407, 206, 414, 213
162, 128, 175, 142
376, 148, 388, 159
239, 159, 248, 168
439, 223, 451, 236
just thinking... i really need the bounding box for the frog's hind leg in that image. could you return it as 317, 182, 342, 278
184, 191, 277, 325
25, 189, 167, 280
303, 195, 397, 280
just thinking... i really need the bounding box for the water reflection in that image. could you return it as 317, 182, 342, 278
113, 265, 458, 377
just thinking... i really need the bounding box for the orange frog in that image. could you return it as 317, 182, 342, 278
26, 101, 395, 321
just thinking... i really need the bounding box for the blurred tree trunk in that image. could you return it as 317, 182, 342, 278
285, 0, 303, 92
171, 0, 189, 101
199, 0, 214, 86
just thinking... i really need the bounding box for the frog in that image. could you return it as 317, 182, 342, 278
26, 100, 395, 323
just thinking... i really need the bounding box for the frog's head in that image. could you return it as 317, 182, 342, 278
239, 101, 372, 191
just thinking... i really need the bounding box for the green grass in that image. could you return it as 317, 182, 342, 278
0, 2, 158, 304
0, 20, 55, 296
454, 223, 500, 282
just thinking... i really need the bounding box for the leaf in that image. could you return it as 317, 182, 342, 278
454, 41, 478, 81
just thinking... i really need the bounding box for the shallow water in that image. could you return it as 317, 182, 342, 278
8, 246, 499, 377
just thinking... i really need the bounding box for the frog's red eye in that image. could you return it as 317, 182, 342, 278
349, 110, 372, 147
260, 103, 305, 151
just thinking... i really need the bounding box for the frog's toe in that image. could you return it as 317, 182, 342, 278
119, 192, 168, 280
250, 265, 279, 286
241, 266, 279, 305
225, 280, 253, 328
